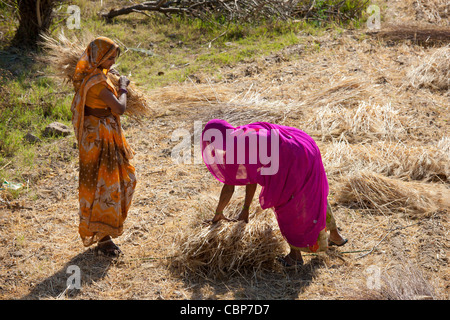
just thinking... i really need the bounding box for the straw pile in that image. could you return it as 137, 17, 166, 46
406, 45, 449, 91
306, 101, 406, 142
399, 148, 449, 182
170, 209, 286, 279
298, 78, 373, 109
414, 0, 449, 25
39, 32, 154, 119
146, 81, 233, 109
437, 136, 450, 156
323, 141, 449, 182
336, 171, 444, 217
222, 87, 290, 126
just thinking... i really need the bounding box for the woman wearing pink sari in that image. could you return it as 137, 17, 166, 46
201, 119, 347, 266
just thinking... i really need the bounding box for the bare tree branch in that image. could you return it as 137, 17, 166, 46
100, 1, 188, 20
99, 0, 370, 24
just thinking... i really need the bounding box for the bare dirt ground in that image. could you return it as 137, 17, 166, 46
0, 0, 448, 300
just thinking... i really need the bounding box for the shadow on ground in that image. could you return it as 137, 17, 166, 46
21, 248, 113, 300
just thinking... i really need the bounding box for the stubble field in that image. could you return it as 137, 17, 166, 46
0, 0, 448, 300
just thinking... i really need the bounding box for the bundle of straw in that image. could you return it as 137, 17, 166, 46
306, 101, 406, 142
145, 81, 233, 109
407, 45, 449, 91
170, 210, 286, 279
336, 171, 443, 217
323, 141, 449, 182
39, 32, 154, 119
299, 77, 373, 109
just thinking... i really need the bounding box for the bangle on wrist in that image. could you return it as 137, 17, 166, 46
119, 87, 128, 94
214, 211, 223, 215
243, 205, 250, 210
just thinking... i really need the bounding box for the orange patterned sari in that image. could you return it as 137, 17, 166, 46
71, 37, 137, 247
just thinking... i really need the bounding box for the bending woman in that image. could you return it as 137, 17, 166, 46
201, 119, 347, 266
71, 37, 137, 257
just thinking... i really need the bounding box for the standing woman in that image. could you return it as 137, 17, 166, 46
202, 119, 347, 266
71, 37, 137, 257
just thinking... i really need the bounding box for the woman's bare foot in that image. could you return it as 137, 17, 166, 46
328, 229, 348, 246
96, 236, 122, 257
237, 209, 249, 223
278, 248, 304, 267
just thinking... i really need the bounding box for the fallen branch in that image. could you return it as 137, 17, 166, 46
100, 1, 187, 20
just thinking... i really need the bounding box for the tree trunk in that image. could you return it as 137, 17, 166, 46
12, 0, 56, 48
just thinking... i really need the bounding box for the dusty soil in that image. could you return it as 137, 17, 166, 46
0, 0, 448, 300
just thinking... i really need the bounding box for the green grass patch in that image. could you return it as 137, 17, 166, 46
54, 12, 308, 89
0, 67, 72, 173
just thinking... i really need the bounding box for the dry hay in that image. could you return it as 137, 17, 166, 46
38, 32, 155, 120
145, 80, 234, 113
221, 85, 291, 126
170, 209, 286, 279
413, 0, 449, 25
323, 140, 450, 183
146, 81, 288, 125
306, 101, 407, 142
336, 171, 447, 217
104, 73, 155, 119
298, 77, 374, 109
437, 136, 450, 156
348, 257, 442, 300
406, 45, 450, 91
396, 146, 449, 182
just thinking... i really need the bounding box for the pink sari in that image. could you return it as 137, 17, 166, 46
201, 119, 329, 248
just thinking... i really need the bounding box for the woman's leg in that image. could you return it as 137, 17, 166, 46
326, 202, 347, 246
279, 201, 347, 266
285, 247, 304, 265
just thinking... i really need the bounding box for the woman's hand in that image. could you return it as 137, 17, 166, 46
119, 75, 130, 90
204, 212, 231, 225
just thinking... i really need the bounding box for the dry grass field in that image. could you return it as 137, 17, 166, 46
0, 0, 448, 300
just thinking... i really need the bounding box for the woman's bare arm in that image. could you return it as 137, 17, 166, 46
98, 88, 127, 115
209, 184, 235, 223
237, 183, 257, 223
98, 75, 130, 115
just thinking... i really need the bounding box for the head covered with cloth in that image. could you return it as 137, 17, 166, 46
70, 36, 132, 159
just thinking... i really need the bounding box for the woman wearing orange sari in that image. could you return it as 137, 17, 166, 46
71, 37, 137, 257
